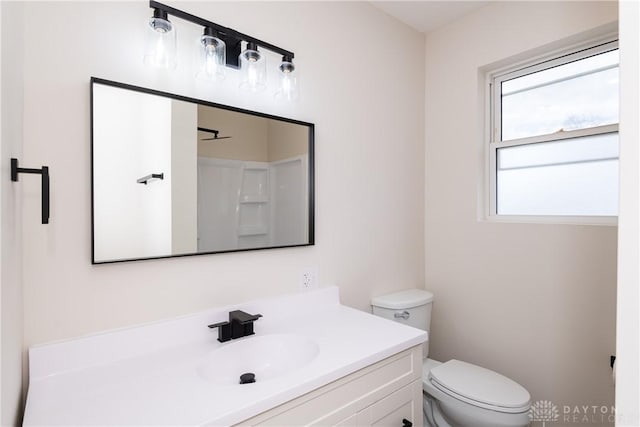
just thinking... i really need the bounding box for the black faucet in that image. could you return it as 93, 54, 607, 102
208, 310, 262, 342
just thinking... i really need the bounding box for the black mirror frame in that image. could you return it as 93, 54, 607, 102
90, 77, 315, 264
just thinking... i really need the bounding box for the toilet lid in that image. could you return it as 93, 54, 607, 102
429, 360, 530, 411
371, 289, 434, 309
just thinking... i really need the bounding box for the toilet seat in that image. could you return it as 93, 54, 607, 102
428, 360, 530, 414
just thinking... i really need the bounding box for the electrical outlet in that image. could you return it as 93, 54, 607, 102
300, 267, 317, 291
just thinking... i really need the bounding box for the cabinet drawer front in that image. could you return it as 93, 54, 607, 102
238, 346, 422, 426
359, 380, 423, 427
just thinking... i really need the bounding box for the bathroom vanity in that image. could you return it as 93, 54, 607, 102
239, 346, 423, 426
23, 287, 426, 426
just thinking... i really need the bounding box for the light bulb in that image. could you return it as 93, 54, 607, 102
275, 56, 299, 101
239, 42, 266, 92
248, 67, 258, 86
196, 28, 226, 81
143, 9, 177, 69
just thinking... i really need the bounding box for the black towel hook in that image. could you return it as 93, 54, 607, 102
11, 158, 50, 224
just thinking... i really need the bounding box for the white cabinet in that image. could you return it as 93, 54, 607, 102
358, 381, 422, 426
236, 345, 423, 427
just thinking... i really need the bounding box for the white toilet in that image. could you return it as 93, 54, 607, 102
371, 289, 531, 427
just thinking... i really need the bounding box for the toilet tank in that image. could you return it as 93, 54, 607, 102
371, 289, 434, 357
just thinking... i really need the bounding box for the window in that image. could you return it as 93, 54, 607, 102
488, 38, 619, 221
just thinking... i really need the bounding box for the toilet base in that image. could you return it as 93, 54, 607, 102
423, 394, 452, 427
423, 390, 531, 427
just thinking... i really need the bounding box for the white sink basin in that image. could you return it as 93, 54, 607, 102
197, 334, 320, 386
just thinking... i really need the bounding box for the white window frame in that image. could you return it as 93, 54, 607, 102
485, 35, 619, 225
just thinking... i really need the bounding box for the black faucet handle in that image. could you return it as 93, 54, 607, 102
229, 310, 263, 324
208, 321, 233, 342
243, 313, 262, 324
207, 321, 230, 329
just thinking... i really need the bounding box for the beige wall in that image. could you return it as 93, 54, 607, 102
1, 2, 24, 425
267, 120, 308, 162
18, 0, 425, 401
424, 1, 618, 421
197, 105, 268, 162
197, 105, 308, 163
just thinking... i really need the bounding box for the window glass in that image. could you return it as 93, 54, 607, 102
501, 49, 619, 141
496, 133, 618, 216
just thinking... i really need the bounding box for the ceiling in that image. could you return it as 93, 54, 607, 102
371, 1, 489, 33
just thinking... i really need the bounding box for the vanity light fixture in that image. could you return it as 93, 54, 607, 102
144, 1, 299, 100
197, 27, 226, 82
239, 42, 267, 92
143, 7, 177, 69
275, 55, 300, 101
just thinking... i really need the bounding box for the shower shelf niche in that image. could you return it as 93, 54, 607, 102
237, 164, 270, 244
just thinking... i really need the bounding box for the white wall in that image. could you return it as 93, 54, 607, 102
424, 1, 618, 422
616, 1, 640, 424
1, 2, 24, 425
19, 0, 425, 396
92, 85, 173, 262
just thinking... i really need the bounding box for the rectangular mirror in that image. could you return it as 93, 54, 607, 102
91, 78, 314, 264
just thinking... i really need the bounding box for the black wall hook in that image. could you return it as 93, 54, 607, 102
11, 158, 50, 224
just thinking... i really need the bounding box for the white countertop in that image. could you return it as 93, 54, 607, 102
23, 287, 427, 426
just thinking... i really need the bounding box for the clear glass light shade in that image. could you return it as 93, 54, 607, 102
197, 35, 226, 81
143, 17, 177, 69
275, 61, 300, 101
239, 47, 267, 92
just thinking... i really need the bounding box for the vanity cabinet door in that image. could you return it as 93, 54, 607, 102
357, 380, 423, 427
334, 413, 359, 426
